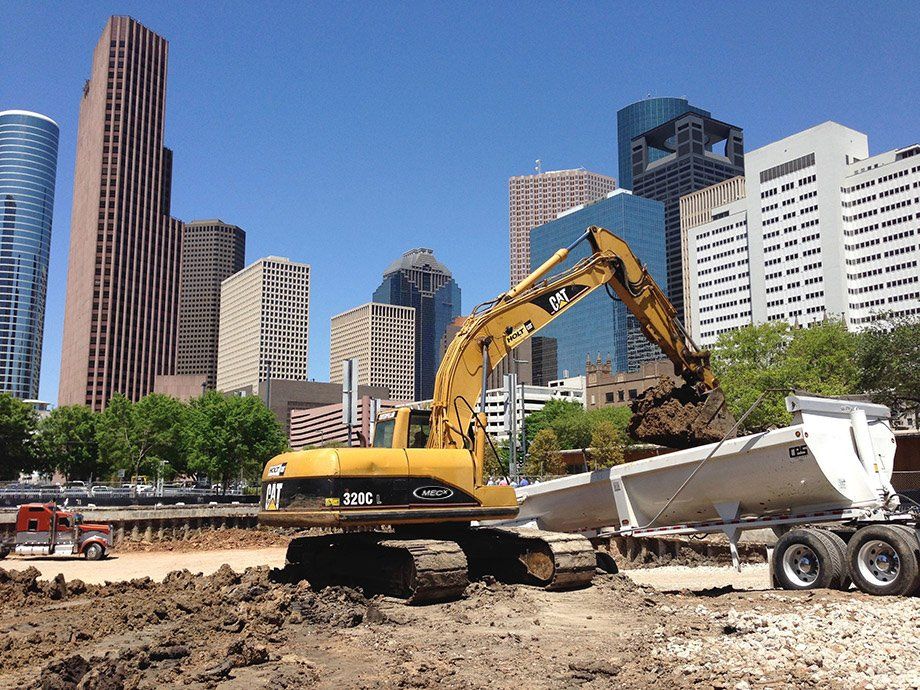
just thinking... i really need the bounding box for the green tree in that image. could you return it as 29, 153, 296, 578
712, 320, 859, 433
37, 405, 108, 481
588, 420, 625, 469
524, 428, 565, 477
185, 392, 286, 490
586, 406, 632, 444
858, 316, 920, 426
96, 393, 187, 489
482, 438, 508, 479
524, 398, 583, 445
0, 393, 38, 480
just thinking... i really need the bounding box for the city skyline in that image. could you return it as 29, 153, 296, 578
2, 3, 919, 403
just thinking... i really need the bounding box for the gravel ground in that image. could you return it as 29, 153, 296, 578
1, 547, 919, 689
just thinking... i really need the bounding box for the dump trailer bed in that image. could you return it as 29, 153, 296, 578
497, 396, 920, 596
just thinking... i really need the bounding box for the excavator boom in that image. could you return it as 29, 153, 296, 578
429, 225, 733, 452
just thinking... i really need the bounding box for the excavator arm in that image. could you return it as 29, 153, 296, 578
429, 225, 728, 452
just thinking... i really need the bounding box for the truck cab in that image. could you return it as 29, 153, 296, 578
1, 503, 112, 560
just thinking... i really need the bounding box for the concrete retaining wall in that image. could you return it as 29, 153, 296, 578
0, 505, 258, 545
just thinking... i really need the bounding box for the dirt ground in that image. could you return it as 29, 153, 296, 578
1, 548, 919, 690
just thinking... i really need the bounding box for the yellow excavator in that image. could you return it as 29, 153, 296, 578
260, 226, 734, 602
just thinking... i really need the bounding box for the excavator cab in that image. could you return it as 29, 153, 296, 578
371, 408, 432, 449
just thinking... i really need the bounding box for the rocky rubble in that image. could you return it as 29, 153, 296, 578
2, 562, 919, 689
653, 592, 920, 689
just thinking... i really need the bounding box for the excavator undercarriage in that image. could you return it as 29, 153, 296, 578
276, 526, 596, 604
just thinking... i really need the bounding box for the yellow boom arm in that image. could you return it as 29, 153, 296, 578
428, 225, 716, 451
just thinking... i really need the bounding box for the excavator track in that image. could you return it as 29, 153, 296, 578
281, 532, 469, 604
456, 526, 596, 591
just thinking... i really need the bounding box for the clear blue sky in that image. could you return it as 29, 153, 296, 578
2, 2, 918, 403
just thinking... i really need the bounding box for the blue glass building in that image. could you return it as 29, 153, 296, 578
616, 97, 709, 190
0, 111, 59, 399
529, 190, 665, 380
374, 248, 461, 400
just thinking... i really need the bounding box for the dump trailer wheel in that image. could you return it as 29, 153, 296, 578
847, 524, 920, 596
772, 529, 843, 590
83, 543, 104, 561
812, 530, 850, 590
0, 546, 9, 560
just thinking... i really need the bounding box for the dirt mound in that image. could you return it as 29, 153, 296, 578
118, 526, 296, 552
628, 378, 735, 448
0, 563, 376, 687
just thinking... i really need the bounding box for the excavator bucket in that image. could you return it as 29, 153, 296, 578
627, 378, 736, 449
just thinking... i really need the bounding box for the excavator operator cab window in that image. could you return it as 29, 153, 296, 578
408, 410, 431, 448
373, 419, 395, 448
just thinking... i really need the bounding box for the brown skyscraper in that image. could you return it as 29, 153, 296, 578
59, 16, 183, 410
176, 220, 245, 389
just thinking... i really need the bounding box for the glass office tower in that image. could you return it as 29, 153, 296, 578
0, 110, 59, 399
529, 190, 665, 380
374, 248, 461, 400
616, 97, 709, 190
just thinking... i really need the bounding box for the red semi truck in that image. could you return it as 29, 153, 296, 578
0, 503, 112, 560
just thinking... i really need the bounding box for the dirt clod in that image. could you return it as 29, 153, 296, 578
629, 377, 735, 447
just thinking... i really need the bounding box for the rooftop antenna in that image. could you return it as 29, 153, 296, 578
534, 159, 542, 174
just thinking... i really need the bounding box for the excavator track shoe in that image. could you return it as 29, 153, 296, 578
281, 532, 468, 605
458, 527, 596, 590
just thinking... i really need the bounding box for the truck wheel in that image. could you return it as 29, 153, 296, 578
847, 524, 920, 596
813, 530, 850, 590
772, 529, 843, 590
0, 546, 9, 560
83, 543, 104, 561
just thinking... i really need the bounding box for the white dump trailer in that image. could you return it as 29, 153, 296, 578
503, 395, 920, 596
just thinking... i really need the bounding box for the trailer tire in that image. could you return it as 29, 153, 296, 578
773, 529, 842, 590
813, 530, 850, 590
0, 546, 9, 560
847, 524, 920, 597
83, 543, 104, 561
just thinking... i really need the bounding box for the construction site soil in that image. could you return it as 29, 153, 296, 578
117, 528, 294, 553
2, 558, 918, 690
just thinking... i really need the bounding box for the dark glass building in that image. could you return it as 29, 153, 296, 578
616, 98, 709, 190
529, 190, 666, 380
0, 110, 59, 399
373, 248, 460, 400
631, 112, 744, 322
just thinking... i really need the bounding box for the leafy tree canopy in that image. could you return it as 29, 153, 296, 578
185, 392, 287, 488
523, 428, 565, 477
96, 393, 187, 485
858, 316, 920, 426
0, 393, 37, 480
588, 420, 625, 470
37, 405, 108, 481
712, 320, 859, 432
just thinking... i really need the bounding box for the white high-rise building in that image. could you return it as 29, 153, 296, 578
216, 257, 310, 391
481, 381, 585, 439
841, 144, 920, 328
684, 122, 920, 345
330, 302, 416, 402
